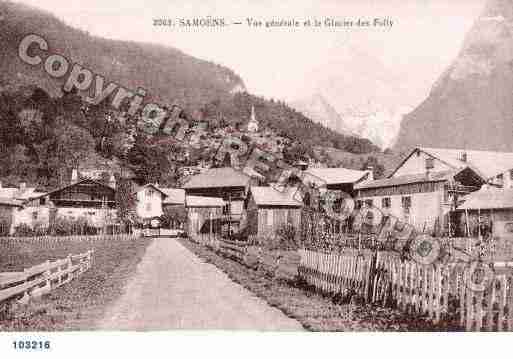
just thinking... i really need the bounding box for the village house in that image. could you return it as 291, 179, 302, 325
0, 177, 119, 235
185, 195, 225, 237
134, 184, 168, 227
455, 186, 513, 240
355, 147, 490, 235
182, 167, 262, 233
389, 147, 513, 186
244, 186, 302, 240
0, 181, 48, 234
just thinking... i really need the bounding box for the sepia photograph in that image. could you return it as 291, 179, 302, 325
0, 0, 513, 356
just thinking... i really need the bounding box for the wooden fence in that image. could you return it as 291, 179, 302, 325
0, 250, 94, 306
298, 249, 513, 331
189, 234, 300, 279
0, 234, 139, 249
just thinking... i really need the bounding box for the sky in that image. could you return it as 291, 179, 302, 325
16, 0, 486, 105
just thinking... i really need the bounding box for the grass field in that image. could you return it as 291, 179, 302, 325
179, 238, 461, 331
0, 237, 152, 331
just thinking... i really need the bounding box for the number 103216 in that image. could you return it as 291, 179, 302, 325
13, 340, 50, 350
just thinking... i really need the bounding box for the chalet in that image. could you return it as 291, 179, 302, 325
34, 178, 118, 231
134, 184, 168, 226
355, 153, 485, 235
244, 186, 302, 240
185, 195, 225, 237
390, 147, 513, 187
455, 187, 513, 239
183, 167, 261, 233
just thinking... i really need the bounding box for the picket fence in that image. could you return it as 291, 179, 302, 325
0, 250, 94, 306
298, 249, 513, 331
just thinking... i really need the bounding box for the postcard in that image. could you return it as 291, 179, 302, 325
0, 0, 511, 357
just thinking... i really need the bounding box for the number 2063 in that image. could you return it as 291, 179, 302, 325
13, 340, 50, 350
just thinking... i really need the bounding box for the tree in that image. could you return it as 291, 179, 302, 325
115, 177, 138, 229
53, 121, 96, 169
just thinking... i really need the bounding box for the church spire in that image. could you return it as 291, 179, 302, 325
247, 105, 259, 132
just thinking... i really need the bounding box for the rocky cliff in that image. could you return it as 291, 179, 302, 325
394, 0, 513, 152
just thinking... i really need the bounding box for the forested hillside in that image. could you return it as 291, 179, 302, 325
0, 1, 379, 190
0, 1, 244, 109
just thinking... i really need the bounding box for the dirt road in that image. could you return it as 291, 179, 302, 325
98, 238, 303, 330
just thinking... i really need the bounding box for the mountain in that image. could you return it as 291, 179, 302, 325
291, 93, 356, 136
394, 0, 513, 152
291, 45, 418, 149
0, 1, 245, 109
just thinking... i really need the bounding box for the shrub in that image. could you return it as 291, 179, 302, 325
275, 223, 298, 250
48, 216, 98, 236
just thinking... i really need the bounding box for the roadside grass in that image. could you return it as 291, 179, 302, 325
179, 238, 462, 332
0, 237, 152, 331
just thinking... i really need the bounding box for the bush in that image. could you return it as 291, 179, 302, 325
275, 223, 298, 250
48, 216, 98, 236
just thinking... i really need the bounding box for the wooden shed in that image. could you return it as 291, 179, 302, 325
244, 186, 302, 239
185, 195, 225, 237
455, 186, 513, 239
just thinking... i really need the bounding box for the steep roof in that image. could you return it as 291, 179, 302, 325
0, 198, 23, 207
161, 188, 185, 205
305, 168, 371, 185
0, 187, 45, 200
136, 183, 168, 197
33, 179, 115, 199
391, 147, 513, 179
183, 167, 251, 189
250, 186, 302, 207
355, 170, 455, 190
459, 187, 513, 210
185, 195, 225, 207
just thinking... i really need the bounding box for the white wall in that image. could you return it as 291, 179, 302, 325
393, 150, 452, 177
136, 187, 164, 220
11, 206, 50, 233
358, 189, 447, 233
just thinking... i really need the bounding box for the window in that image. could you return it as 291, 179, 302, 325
266, 210, 273, 226
382, 197, 391, 208
355, 200, 363, 210
364, 199, 373, 208
146, 203, 152, 212
32, 211, 38, 220
401, 196, 412, 213
425, 157, 434, 170
39, 198, 46, 205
